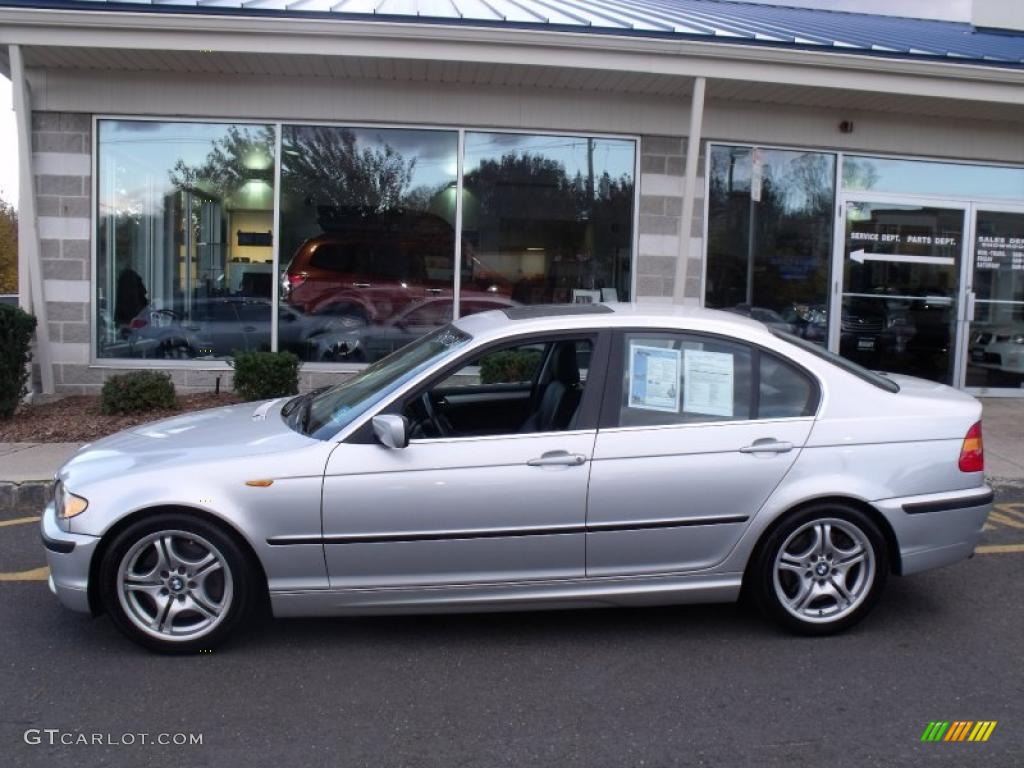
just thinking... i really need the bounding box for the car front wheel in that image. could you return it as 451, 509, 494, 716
753, 504, 888, 635
99, 514, 255, 653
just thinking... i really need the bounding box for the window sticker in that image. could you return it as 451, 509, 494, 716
683, 350, 734, 418
628, 344, 681, 413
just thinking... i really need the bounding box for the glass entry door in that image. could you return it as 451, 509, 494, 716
964, 206, 1024, 394
832, 197, 967, 385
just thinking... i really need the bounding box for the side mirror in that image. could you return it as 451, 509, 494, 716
372, 414, 409, 449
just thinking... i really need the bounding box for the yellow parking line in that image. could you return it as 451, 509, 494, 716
0, 566, 50, 582
0, 516, 41, 528
976, 543, 1024, 555
996, 504, 1024, 521
988, 511, 1024, 530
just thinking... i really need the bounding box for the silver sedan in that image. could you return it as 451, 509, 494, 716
42, 304, 993, 653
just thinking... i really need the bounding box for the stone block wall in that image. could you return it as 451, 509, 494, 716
32, 112, 94, 393
635, 135, 705, 303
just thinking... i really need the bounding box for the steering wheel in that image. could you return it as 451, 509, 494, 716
419, 391, 452, 438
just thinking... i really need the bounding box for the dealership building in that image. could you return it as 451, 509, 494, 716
2, 0, 1023, 395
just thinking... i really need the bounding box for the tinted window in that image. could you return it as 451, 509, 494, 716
759, 353, 817, 418
618, 333, 754, 428
616, 333, 819, 427
771, 329, 899, 393
309, 244, 355, 273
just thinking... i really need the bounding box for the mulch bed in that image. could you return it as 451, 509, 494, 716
0, 393, 244, 443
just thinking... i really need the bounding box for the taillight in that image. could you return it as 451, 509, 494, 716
129, 317, 148, 330
288, 273, 307, 287
958, 421, 984, 473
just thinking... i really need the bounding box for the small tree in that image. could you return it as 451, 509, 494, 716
0, 304, 36, 419
0, 196, 17, 295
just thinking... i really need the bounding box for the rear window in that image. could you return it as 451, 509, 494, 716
771, 330, 900, 393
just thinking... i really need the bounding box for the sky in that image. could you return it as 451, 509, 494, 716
1, 76, 17, 205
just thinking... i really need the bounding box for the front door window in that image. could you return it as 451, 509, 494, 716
837, 201, 965, 384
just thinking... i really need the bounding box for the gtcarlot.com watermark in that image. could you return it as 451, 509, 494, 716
24, 729, 203, 747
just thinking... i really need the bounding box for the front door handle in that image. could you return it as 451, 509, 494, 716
527, 451, 587, 467
351, 282, 371, 289
739, 439, 794, 454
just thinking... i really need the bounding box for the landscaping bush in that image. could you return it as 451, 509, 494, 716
231, 350, 300, 401
480, 348, 544, 385
100, 371, 177, 415
0, 304, 37, 419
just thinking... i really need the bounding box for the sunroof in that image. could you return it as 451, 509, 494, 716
502, 304, 615, 320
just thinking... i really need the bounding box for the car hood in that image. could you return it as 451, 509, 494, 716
58, 399, 317, 488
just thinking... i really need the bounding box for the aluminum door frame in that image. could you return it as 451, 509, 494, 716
829, 191, 971, 386
960, 201, 1024, 397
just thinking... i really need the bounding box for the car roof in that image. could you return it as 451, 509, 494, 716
454, 302, 772, 341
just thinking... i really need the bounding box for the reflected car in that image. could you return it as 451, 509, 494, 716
282, 216, 509, 318
969, 326, 1024, 378
105, 299, 341, 359
43, 303, 991, 653
307, 295, 518, 362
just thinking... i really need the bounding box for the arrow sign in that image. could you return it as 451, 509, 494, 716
850, 249, 954, 267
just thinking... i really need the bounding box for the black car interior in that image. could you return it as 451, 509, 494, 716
404, 338, 592, 439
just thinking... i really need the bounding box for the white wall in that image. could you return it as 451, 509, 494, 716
28, 68, 1024, 166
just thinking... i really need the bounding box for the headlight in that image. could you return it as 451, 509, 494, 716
1012, 334, 1024, 345
54, 480, 89, 519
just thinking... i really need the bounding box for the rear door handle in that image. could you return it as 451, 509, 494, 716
739, 439, 794, 454
527, 451, 587, 467
351, 282, 371, 289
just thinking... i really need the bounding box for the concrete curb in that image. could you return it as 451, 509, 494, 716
0, 481, 53, 516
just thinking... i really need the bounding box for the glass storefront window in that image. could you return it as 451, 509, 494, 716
278, 125, 459, 364
462, 132, 636, 307
704, 146, 836, 345
97, 120, 276, 359
97, 122, 637, 366
843, 156, 1024, 201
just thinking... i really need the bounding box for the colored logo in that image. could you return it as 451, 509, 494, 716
921, 721, 997, 742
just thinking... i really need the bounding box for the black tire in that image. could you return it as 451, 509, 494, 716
751, 503, 888, 636
98, 513, 257, 654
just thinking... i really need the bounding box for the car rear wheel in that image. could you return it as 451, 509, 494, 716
752, 504, 887, 635
99, 514, 256, 653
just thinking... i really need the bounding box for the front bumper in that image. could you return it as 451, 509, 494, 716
873, 485, 993, 576
40, 501, 100, 613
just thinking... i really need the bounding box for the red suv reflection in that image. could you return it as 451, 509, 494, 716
282, 216, 508, 321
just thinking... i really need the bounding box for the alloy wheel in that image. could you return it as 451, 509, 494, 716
116, 530, 234, 642
772, 517, 876, 624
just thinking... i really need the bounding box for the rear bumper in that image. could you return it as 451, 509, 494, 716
40, 502, 100, 614
873, 486, 993, 576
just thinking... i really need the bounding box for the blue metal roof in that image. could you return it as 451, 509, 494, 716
3, 0, 1024, 68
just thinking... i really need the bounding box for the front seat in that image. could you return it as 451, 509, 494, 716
520, 342, 582, 433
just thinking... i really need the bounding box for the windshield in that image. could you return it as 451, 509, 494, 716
771, 330, 900, 393
288, 326, 472, 440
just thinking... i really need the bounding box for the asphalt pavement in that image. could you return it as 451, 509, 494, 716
1, 489, 1022, 768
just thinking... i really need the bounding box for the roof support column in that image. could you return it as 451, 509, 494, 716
673, 75, 706, 305
10, 43, 55, 394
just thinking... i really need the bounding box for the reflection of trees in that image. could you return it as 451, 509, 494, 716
283, 126, 416, 213
707, 148, 835, 314
464, 151, 634, 299
170, 125, 276, 198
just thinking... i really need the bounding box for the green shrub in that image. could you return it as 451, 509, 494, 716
0, 304, 37, 419
231, 350, 300, 401
100, 371, 177, 415
100, 371, 176, 414
480, 348, 543, 385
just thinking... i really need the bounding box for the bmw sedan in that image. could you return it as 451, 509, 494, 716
42, 303, 993, 653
